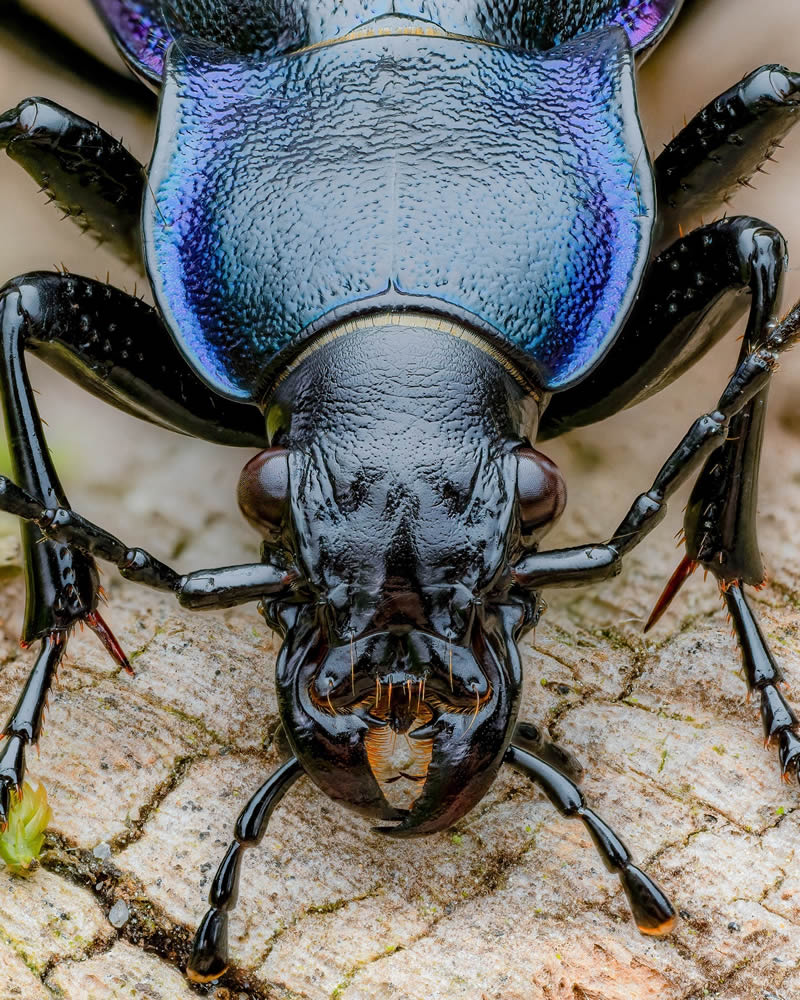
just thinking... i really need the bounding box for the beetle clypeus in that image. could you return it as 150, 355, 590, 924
0, 0, 799, 986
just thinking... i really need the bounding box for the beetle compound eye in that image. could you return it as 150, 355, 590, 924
516, 447, 567, 535
237, 448, 290, 538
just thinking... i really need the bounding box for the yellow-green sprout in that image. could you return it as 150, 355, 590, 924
0, 781, 52, 875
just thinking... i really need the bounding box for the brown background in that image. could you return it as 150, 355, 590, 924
0, 1, 799, 997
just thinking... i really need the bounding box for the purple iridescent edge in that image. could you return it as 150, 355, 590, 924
89, 1, 682, 85
612, 0, 683, 52
90, 0, 171, 83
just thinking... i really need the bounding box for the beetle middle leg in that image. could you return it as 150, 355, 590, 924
505, 745, 676, 934
517, 299, 800, 778
0, 269, 268, 824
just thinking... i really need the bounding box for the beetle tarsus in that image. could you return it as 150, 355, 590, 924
0, 634, 65, 827
724, 583, 800, 782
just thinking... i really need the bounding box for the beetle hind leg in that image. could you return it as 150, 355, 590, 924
505, 746, 676, 935
723, 584, 800, 783
0, 279, 110, 824
0, 268, 266, 826
0, 635, 65, 821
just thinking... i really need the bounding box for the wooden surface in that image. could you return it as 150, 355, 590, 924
0, 2, 799, 997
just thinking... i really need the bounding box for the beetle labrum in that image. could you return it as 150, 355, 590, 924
0, 0, 799, 983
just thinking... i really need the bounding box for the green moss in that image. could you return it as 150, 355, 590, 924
0, 781, 52, 874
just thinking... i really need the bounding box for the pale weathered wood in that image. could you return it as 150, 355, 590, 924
0, 2, 799, 997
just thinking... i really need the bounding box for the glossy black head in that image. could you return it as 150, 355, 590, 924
246, 315, 565, 834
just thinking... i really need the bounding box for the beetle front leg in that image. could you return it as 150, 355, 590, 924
513, 412, 729, 589
187, 758, 304, 983
517, 300, 800, 592
519, 303, 800, 782
0, 98, 146, 268
0, 475, 298, 609
505, 746, 676, 935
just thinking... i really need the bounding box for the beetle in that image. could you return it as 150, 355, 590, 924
0, 0, 799, 985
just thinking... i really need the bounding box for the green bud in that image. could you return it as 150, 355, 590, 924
0, 781, 52, 875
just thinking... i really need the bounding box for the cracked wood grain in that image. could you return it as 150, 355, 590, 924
1, 1, 800, 998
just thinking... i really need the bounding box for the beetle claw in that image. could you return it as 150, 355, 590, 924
85, 611, 133, 675
644, 555, 697, 632
778, 729, 800, 781
186, 908, 229, 984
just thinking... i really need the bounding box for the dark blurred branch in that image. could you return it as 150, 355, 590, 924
0, 1, 156, 112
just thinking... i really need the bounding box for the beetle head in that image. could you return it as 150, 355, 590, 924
246, 317, 565, 833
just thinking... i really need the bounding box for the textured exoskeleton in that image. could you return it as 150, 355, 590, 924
0, 0, 799, 983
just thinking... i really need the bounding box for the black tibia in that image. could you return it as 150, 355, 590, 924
655, 65, 800, 252
505, 746, 676, 935
0, 273, 101, 825
0, 475, 297, 610
0, 99, 145, 269
682, 224, 785, 589
540, 217, 786, 437
512, 721, 584, 784
0, 635, 65, 821
0, 273, 266, 446
725, 584, 800, 784
0, 278, 99, 643
514, 296, 800, 593
187, 758, 303, 983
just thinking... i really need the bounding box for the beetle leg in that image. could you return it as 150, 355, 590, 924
0, 270, 266, 824
0, 272, 265, 444
0, 634, 66, 821
0, 285, 100, 825
723, 584, 800, 782
512, 720, 584, 784
505, 746, 676, 935
541, 217, 787, 437
655, 65, 800, 253
187, 758, 304, 984
0, 474, 298, 608
514, 298, 800, 592
0, 98, 146, 269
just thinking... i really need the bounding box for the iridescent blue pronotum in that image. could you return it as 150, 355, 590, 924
0, 0, 799, 981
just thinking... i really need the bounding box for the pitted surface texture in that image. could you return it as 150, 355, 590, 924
147, 28, 651, 398
91, 0, 681, 82
1, 0, 800, 997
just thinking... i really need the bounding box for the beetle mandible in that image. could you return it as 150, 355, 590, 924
0, 0, 799, 984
